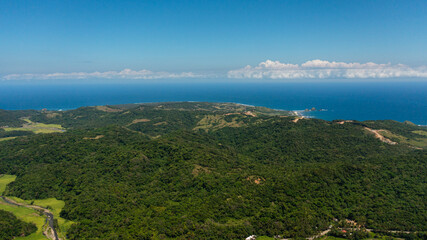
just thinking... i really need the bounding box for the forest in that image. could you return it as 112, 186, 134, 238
0, 102, 426, 240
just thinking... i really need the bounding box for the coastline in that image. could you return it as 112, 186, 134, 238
0, 97, 426, 125
1, 82, 426, 125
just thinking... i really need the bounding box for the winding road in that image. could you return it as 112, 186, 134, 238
0, 195, 59, 240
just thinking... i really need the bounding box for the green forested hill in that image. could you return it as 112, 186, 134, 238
0, 102, 426, 239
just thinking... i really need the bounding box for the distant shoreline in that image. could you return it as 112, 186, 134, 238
1, 101, 427, 127
1, 82, 426, 125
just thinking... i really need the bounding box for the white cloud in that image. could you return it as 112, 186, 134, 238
4, 60, 427, 81
228, 60, 427, 79
2, 69, 200, 80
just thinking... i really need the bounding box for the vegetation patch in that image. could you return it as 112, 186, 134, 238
0, 175, 46, 240
0, 137, 17, 142
413, 130, 427, 137
95, 106, 123, 113
45, 113, 61, 119
194, 114, 245, 131
0, 202, 44, 240
1, 175, 73, 239
192, 164, 211, 176
2, 119, 64, 134
0, 209, 37, 240
255, 236, 275, 240
7, 197, 74, 239
0, 175, 16, 195
379, 130, 427, 149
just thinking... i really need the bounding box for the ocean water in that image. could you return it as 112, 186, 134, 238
0, 81, 426, 125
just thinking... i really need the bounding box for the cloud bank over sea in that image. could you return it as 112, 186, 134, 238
2, 60, 427, 80
2, 69, 199, 80
228, 60, 427, 79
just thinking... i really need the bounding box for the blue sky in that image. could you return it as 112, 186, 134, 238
1, 0, 427, 80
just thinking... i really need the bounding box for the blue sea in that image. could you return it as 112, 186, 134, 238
1, 81, 426, 125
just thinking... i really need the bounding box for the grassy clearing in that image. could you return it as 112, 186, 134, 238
322, 237, 347, 240
0, 136, 17, 142
95, 105, 123, 112
9, 197, 63, 216
0, 174, 16, 195
413, 130, 427, 136
379, 130, 427, 149
2, 118, 64, 134
194, 114, 244, 131
256, 236, 275, 240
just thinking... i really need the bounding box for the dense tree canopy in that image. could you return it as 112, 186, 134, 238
0, 102, 426, 239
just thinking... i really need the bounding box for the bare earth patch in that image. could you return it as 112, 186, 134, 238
292, 117, 303, 123
246, 176, 265, 184
336, 120, 354, 124
83, 135, 104, 140
126, 118, 151, 127
131, 119, 151, 124
154, 121, 168, 126
192, 165, 211, 176
244, 111, 256, 117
